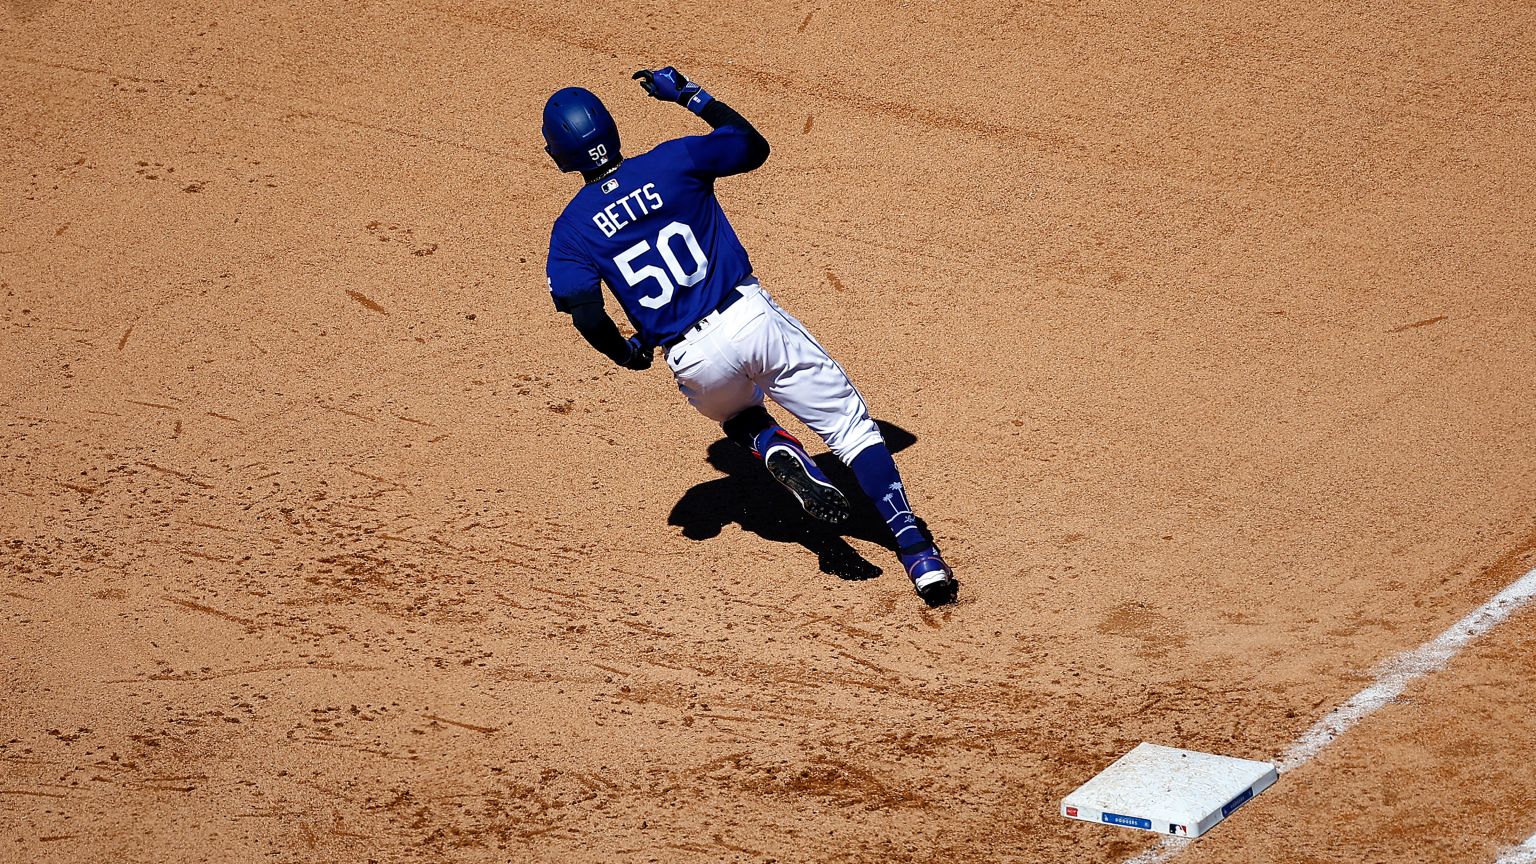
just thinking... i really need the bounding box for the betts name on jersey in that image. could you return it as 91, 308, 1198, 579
546, 124, 762, 348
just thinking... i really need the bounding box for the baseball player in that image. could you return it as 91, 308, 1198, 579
541, 67, 956, 604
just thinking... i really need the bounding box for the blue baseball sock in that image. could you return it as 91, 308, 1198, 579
849, 443, 929, 551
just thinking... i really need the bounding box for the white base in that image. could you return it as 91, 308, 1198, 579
1061, 743, 1277, 838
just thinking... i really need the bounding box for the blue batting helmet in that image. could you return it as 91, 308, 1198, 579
542, 87, 621, 174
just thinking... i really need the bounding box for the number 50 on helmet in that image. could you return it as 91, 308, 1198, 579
542, 87, 621, 174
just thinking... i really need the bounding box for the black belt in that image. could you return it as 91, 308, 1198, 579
662, 288, 746, 352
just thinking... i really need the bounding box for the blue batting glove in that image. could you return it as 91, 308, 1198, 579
632, 66, 714, 114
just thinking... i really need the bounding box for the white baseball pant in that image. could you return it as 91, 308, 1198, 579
663, 280, 884, 462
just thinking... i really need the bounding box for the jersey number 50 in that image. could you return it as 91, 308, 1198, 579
613, 221, 708, 309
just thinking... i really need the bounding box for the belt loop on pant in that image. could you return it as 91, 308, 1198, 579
663, 283, 751, 352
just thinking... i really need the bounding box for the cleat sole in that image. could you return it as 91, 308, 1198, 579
765, 448, 850, 524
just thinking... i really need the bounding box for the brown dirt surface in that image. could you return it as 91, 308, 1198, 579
3, 1, 1535, 862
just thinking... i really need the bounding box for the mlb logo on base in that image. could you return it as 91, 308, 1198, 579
1061, 743, 1278, 840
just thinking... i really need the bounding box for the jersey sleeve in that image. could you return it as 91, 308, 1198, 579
545, 219, 603, 313
679, 126, 761, 179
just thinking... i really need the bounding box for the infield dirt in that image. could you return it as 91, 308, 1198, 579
3, 1, 1535, 862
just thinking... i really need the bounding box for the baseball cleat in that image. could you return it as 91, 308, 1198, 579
900, 545, 955, 604
762, 438, 850, 524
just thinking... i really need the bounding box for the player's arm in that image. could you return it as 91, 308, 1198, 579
546, 227, 651, 371
633, 66, 769, 176
567, 301, 651, 370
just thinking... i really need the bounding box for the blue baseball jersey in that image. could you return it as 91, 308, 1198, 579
546, 125, 760, 347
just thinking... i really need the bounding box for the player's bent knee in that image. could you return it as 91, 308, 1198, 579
826, 419, 884, 464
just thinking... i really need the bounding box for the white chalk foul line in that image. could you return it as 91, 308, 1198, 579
1120, 563, 1536, 864
1498, 834, 1536, 864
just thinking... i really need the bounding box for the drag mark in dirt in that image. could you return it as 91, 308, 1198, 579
165, 596, 254, 627
269, 101, 514, 161
345, 290, 388, 314
188, 520, 233, 532
797, 9, 816, 32
207, 411, 239, 422
803, 115, 814, 134
317, 402, 375, 423
1387, 315, 1447, 333
346, 466, 406, 491
126, 399, 176, 410
0, 789, 69, 799
136, 461, 212, 489
1123, 559, 1536, 864
423, 714, 499, 734
116, 325, 133, 350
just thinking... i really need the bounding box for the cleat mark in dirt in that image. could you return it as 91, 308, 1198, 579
620, 620, 673, 639
206, 411, 238, 422
826, 271, 845, 291
55, 480, 97, 495
115, 325, 132, 350
316, 402, 375, 423
38, 835, 77, 842
126, 399, 176, 410
165, 596, 254, 627
346, 466, 404, 488
803, 114, 814, 134
835, 649, 900, 679
423, 714, 499, 734
1388, 314, 1447, 333
797, 9, 816, 32
345, 289, 388, 315
136, 461, 213, 488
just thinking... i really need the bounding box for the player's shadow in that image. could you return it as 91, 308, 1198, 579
668, 420, 928, 583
